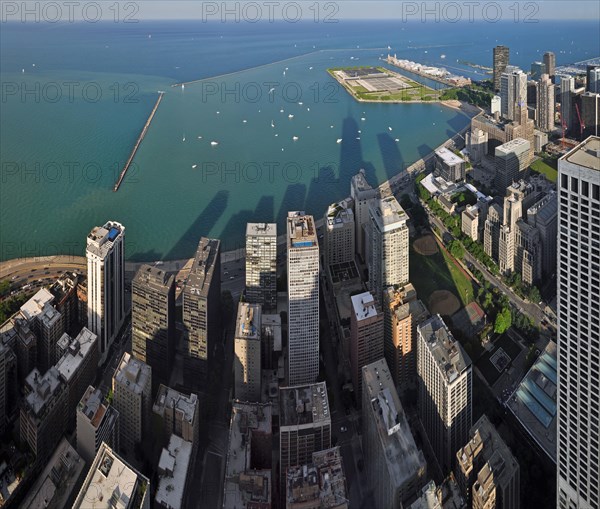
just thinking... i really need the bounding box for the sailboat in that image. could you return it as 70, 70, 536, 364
271, 120, 275, 128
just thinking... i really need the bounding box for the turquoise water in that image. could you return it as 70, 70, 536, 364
1, 21, 598, 260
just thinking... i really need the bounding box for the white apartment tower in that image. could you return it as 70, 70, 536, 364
246, 223, 277, 311
234, 302, 262, 402
368, 196, 409, 301
500, 67, 527, 122
287, 212, 320, 386
417, 315, 472, 473
86, 221, 125, 365
536, 74, 556, 133
557, 136, 600, 509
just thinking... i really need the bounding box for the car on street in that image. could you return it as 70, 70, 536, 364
340, 426, 347, 433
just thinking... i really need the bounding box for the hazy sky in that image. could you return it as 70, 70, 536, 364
4, 1, 599, 22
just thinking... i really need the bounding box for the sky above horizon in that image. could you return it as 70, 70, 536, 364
4, 1, 599, 22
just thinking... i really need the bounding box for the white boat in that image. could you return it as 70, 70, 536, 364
388, 126, 393, 131
182, 84, 185, 90
299, 102, 303, 105
275, 134, 279, 137
211, 141, 219, 146
358, 130, 361, 133
243, 119, 247, 123
330, 125, 334, 128
336, 138, 342, 144
288, 114, 294, 118
309, 66, 313, 70
271, 120, 275, 128
198, 136, 202, 139
182, 136, 186, 142
356, 137, 361, 140
361, 117, 366, 121
280, 109, 284, 113
192, 164, 197, 169
395, 138, 399, 142
293, 136, 299, 141
216, 111, 220, 114
307, 108, 310, 111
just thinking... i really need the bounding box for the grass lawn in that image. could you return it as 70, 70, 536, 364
410, 239, 474, 306
530, 157, 558, 182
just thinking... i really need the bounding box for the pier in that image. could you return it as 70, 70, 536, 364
113, 91, 164, 192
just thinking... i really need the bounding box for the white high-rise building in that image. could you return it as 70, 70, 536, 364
557, 136, 600, 509
368, 196, 409, 301
536, 74, 556, 133
501, 67, 527, 121
287, 212, 319, 386
86, 221, 125, 365
234, 302, 262, 402
417, 314, 472, 473
351, 169, 378, 262
245, 223, 277, 311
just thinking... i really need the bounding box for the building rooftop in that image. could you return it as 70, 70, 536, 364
246, 222, 277, 237
287, 212, 317, 249
363, 359, 427, 489
561, 135, 600, 171
19, 288, 55, 322
287, 447, 348, 509
24, 366, 63, 418
184, 237, 220, 298
495, 138, 531, 156
132, 264, 174, 293
20, 437, 86, 509
418, 315, 471, 384
457, 414, 519, 490
436, 147, 465, 166
262, 314, 282, 352
156, 434, 193, 509
55, 327, 97, 383
114, 352, 151, 396
223, 402, 272, 509
408, 477, 466, 509
78, 385, 119, 432
351, 292, 379, 322
236, 303, 261, 342
86, 221, 124, 259
527, 192, 557, 225
73, 442, 149, 509
351, 168, 376, 194
49, 271, 80, 305
326, 200, 355, 229
507, 340, 557, 462
280, 382, 330, 427
153, 384, 199, 426
369, 196, 408, 233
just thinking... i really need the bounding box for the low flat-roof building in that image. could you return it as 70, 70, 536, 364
77, 385, 120, 464
20, 437, 86, 509
223, 402, 272, 509
435, 148, 467, 183
362, 358, 427, 509
73, 442, 150, 509
408, 476, 466, 509
455, 414, 520, 508
286, 447, 348, 509
155, 434, 193, 509
153, 384, 200, 450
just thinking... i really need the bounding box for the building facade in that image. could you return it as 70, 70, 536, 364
86, 221, 125, 365
350, 291, 384, 403
234, 302, 262, 402
132, 265, 175, 385
246, 223, 277, 311
368, 196, 409, 301
153, 384, 200, 449
434, 147, 467, 183
324, 200, 355, 267
182, 237, 221, 389
362, 358, 427, 509
543, 51, 555, 80
536, 74, 556, 133
287, 212, 320, 386
112, 352, 152, 458
556, 137, 600, 509
350, 169, 378, 262
493, 46, 510, 92
500, 67, 527, 121
417, 315, 472, 473
494, 138, 531, 192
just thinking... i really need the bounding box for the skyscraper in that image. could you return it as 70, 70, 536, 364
493, 45, 510, 92
287, 212, 320, 386
536, 74, 556, 132
234, 302, 262, 402
245, 223, 277, 311
494, 138, 531, 192
323, 200, 355, 267
543, 51, 556, 81
350, 291, 384, 403
350, 169, 378, 263
530, 61, 546, 81
500, 67, 527, 121
132, 265, 175, 385
556, 136, 600, 509
182, 237, 221, 388
86, 221, 125, 365
417, 315, 472, 473
368, 196, 409, 301
586, 65, 600, 93
112, 351, 152, 457
560, 75, 575, 133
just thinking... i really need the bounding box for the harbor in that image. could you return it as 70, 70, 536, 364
113, 91, 164, 192
386, 54, 471, 87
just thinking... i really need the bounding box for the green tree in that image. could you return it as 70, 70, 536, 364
494, 307, 512, 334
529, 286, 541, 303
0, 280, 10, 297
449, 240, 465, 260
